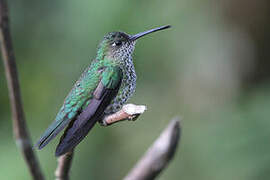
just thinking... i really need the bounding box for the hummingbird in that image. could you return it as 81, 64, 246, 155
36, 25, 171, 156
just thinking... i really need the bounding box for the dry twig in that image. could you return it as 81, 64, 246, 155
55, 151, 74, 180
124, 118, 181, 180
102, 103, 147, 126
0, 0, 44, 179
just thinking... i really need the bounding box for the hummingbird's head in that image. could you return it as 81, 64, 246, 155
98, 31, 135, 61
97, 25, 171, 62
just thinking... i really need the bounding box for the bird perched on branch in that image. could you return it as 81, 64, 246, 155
36, 25, 171, 156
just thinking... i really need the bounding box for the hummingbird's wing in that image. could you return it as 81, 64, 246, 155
36, 69, 100, 149
55, 66, 122, 156
36, 64, 121, 150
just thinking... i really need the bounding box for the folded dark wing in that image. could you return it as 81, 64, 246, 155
55, 66, 122, 156
36, 67, 101, 149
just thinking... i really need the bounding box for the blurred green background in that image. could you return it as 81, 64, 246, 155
1, 0, 270, 179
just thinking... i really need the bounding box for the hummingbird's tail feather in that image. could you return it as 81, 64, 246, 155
35, 117, 72, 149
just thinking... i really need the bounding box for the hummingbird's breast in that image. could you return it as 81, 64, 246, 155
104, 56, 136, 115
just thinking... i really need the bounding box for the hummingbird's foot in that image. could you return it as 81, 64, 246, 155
99, 104, 147, 126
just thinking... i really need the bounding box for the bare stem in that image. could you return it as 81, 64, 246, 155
55, 151, 74, 180
124, 118, 181, 180
0, 0, 44, 179
101, 104, 147, 126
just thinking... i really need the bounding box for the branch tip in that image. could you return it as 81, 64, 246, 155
102, 103, 147, 126
124, 117, 181, 180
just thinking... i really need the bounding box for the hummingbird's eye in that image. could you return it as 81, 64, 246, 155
112, 41, 122, 47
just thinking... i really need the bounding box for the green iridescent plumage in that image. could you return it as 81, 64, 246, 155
36, 25, 171, 156
37, 59, 121, 149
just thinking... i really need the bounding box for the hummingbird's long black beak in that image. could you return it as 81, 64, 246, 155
130, 25, 171, 41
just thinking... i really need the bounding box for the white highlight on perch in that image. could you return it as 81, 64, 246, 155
102, 103, 147, 125
123, 104, 147, 116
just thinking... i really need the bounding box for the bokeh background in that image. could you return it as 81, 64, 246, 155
1, 0, 270, 179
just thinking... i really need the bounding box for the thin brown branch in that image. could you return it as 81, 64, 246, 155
101, 104, 147, 126
0, 0, 44, 179
55, 151, 74, 180
124, 118, 181, 180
